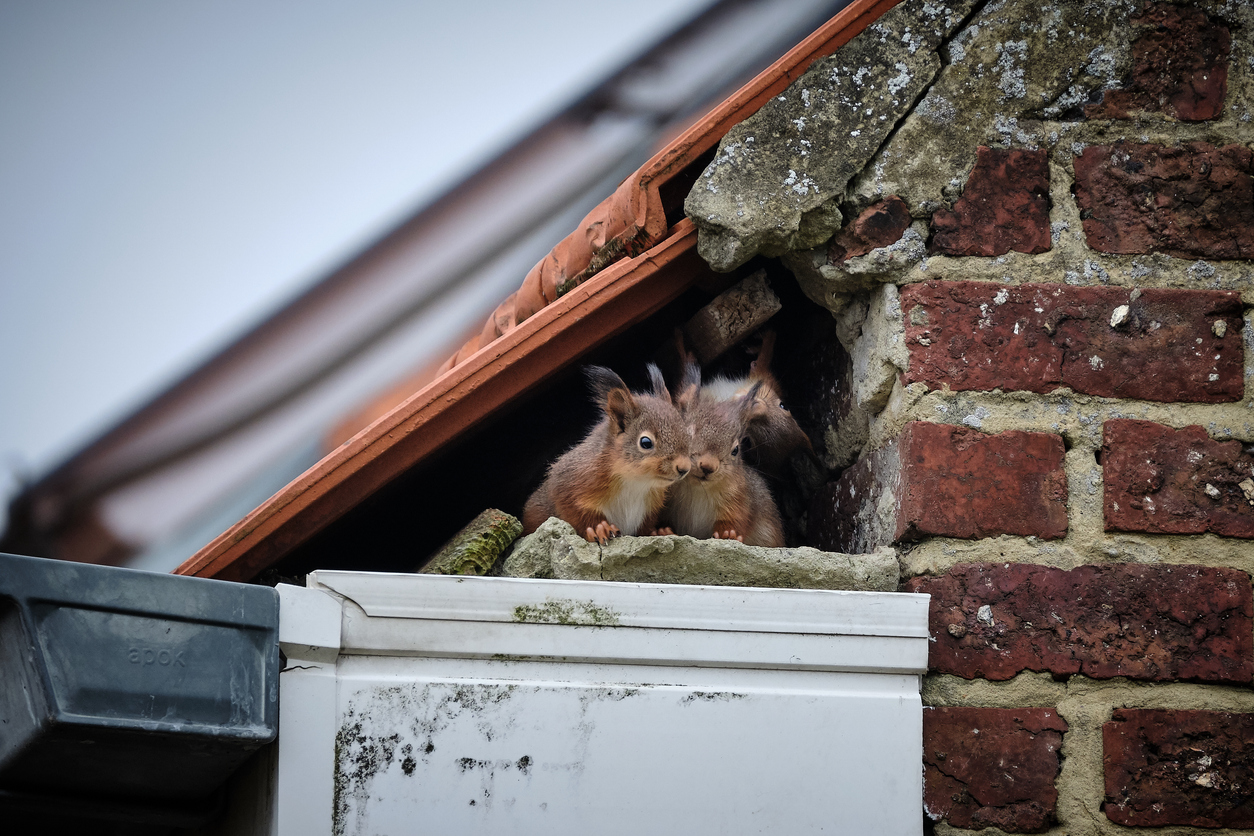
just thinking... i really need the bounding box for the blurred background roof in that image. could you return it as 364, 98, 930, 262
0, 0, 852, 573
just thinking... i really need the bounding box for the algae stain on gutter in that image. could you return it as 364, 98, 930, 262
512, 598, 622, 626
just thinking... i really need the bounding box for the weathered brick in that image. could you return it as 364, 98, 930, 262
1086, 2, 1230, 122
828, 196, 912, 264
898, 423, 1068, 541
1074, 141, 1254, 259
930, 147, 1051, 257
809, 422, 1067, 553
900, 281, 1244, 403
1105, 709, 1254, 828
1104, 419, 1254, 538
904, 563, 1254, 683
925, 706, 1067, 833
809, 442, 894, 555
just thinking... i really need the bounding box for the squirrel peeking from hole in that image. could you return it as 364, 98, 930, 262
522, 365, 692, 545
522, 332, 807, 549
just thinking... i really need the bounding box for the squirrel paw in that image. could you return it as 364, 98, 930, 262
650, 527, 675, 537
585, 521, 621, 545
712, 529, 744, 543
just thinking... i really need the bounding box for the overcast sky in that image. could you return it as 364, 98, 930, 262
0, 0, 711, 519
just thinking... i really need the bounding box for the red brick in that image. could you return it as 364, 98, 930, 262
1105, 709, 1254, 828
898, 423, 1067, 541
1104, 419, 1254, 538
904, 563, 1254, 683
930, 147, 1051, 257
1074, 142, 1254, 259
808, 422, 1067, 552
828, 196, 912, 264
925, 706, 1067, 833
1086, 3, 1230, 122
901, 281, 1244, 403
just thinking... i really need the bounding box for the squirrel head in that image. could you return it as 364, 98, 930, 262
741, 375, 812, 460
679, 363, 758, 484
742, 330, 811, 458
585, 364, 692, 484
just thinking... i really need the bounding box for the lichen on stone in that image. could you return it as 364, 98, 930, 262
419, 508, 522, 576
850, 0, 1142, 214
502, 517, 899, 592
684, 0, 977, 272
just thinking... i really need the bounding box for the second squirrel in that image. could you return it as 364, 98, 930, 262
681, 330, 810, 477
662, 364, 785, 547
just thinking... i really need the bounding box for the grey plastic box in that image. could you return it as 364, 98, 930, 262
0, 552, 278, 801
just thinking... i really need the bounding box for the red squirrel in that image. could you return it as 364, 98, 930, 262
523, 365, 693, 544
662, 363, 785, 547
679, 330, 810, 477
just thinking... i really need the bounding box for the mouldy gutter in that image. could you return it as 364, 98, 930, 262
174, 0, 902, 583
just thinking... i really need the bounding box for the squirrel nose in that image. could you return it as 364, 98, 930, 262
699, 457, 718, 477
674, 457, 692, 478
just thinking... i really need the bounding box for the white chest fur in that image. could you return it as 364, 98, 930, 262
669, 481, 719, 538
601, 477, 657, 535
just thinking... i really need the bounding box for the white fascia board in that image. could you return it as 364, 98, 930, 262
306, 572, 929, 675
309, 571, 929, 637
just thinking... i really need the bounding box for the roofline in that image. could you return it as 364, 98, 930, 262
177, 221, 703, 581
175, 0, 901, 581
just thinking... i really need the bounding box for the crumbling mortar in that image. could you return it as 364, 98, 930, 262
900, 529, 1254, 588
870, 385, 1254, 461
899, 246, 1254, 298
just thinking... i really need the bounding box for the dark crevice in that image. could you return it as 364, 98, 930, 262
660, 146, 717, 227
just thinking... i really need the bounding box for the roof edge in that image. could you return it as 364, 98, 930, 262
175, 222, 703, 581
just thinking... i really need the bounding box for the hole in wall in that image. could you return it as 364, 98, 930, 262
273, 256, 844, 576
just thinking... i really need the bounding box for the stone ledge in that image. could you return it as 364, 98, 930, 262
503, 517, 899, 592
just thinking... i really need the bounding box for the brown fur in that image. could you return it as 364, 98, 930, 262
662, 365, 784, 547
523, 365, 692, 543
679, 330, 811, 477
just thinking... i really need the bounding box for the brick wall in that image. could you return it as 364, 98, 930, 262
690, 0, 1254, 832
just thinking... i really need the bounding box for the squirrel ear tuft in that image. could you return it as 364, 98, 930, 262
676, 360, 702, 412
646, 363, 670, 402
585, 365, 627, 400
585, 366, 635, 432
750, 330, 777, 378
738, 380, 769, 426
673, 327, 697, 366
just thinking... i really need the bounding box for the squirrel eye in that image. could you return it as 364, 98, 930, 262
731, 443, 740, 457
638, 434, 654, 451
777, 400, 787, 411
